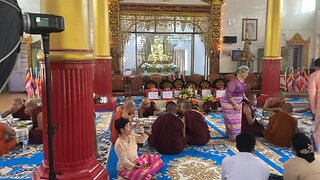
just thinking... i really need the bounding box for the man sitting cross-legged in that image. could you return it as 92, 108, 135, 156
181, 101, 210, 146
221, 133, 270, 180
263, 102, 298, 147
1, 97, 30, 120
149, 101, 187, 154
138, 97, 161, 118
24, 99, 43, 144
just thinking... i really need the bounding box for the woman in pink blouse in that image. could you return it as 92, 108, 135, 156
308, 58, 320, 153
114, 117, 164, 179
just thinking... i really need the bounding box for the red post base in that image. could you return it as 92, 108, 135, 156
257, 58, 281, 107
94, 59, 116, 111
33, 60, 108, 179
33, 157, 107, 180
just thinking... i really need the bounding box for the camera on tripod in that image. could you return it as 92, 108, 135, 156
23, 12, 64, 34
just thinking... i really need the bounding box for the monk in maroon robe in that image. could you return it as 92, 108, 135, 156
149, 102, 187, 154
241, 94, 264, 136
138, 98, 161, 117
1, 98, 30, 120
25, 99, 43, 144
181, 101, 210, 146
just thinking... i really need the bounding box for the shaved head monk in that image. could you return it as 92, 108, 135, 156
111, 100, 136, 144
1, 98, 30, 119
263, 91, 285, 113
138, 98, 161, 118
181, 101, 210, 146
149, 102, 187, 154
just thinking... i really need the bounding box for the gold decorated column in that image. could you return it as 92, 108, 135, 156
93, 0, 111, 57
33, 0, 108, 179
257, 0, 283, 106
93, 0, 116, 111
264, 0, 282, 58
42, 1, 89, 49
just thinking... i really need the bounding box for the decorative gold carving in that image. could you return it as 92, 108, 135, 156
109, 0, 121, 72
21, 35, 32, 68
208, 1, 223, 75
108, 1, 223, 74
236, 38, 255, 61
120, 3, 210, 13
286, 33, 310, 67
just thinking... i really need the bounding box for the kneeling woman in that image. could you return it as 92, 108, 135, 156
114, 117, 164, 179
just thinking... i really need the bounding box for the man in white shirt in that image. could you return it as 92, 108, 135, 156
221, 133, 270, 180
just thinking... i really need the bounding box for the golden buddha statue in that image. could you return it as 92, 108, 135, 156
148, 36, 168, 63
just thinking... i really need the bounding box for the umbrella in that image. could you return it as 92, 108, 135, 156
0, 0, 23, 92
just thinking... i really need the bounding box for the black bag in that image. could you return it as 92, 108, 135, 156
268, 173, 283, 180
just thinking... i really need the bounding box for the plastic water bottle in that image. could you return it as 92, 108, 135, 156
22, 136, 29, 150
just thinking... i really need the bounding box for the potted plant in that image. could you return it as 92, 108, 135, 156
201, 95, 220, 114
156, 64, 164, 73
141, 63, 151, 74
179, 88, 196, 100
168, 63, 177, 73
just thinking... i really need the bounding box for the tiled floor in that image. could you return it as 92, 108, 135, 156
0, 92, 27, 113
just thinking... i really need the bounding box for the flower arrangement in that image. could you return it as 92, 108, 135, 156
156, 64, 164, 71
168, 63, 177, 71
201, 95, 213, 102
141, 63, 151, 70
179, 88, 196, 100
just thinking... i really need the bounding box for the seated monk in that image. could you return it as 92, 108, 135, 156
181, 101, 210, 146
176, 98, 185, 118
149, 102, 187, 154
24, 99, 43, 144
263, 91, 285, 113
138, 97, 161, 118
241, 93, 264, 136
115, 97, 133, 112
0, 122, 17, 156
111, 100, 136, 144
263, 103, 298, 147
1, 98, 30, 120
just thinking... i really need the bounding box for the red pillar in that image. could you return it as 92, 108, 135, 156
93, 59, 116, 111
33, 60, 108, 179
257, 59, 281, 106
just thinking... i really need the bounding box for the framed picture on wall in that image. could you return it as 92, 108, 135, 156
231, 50, 241, 61
242, 18, 258, 41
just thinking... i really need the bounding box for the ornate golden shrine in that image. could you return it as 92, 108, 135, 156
286, 33, 310, 67
21, 35, 33, 68
108, 0, 224, 74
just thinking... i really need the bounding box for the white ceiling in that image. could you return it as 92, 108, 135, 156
121, 0, 209, 5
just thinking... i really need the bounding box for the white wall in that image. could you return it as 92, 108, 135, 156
220, 0, 267, 73
220, 0, 317, 73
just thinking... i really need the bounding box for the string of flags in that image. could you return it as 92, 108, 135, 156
25, 67, 42, 98
285, 67, 309, 93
